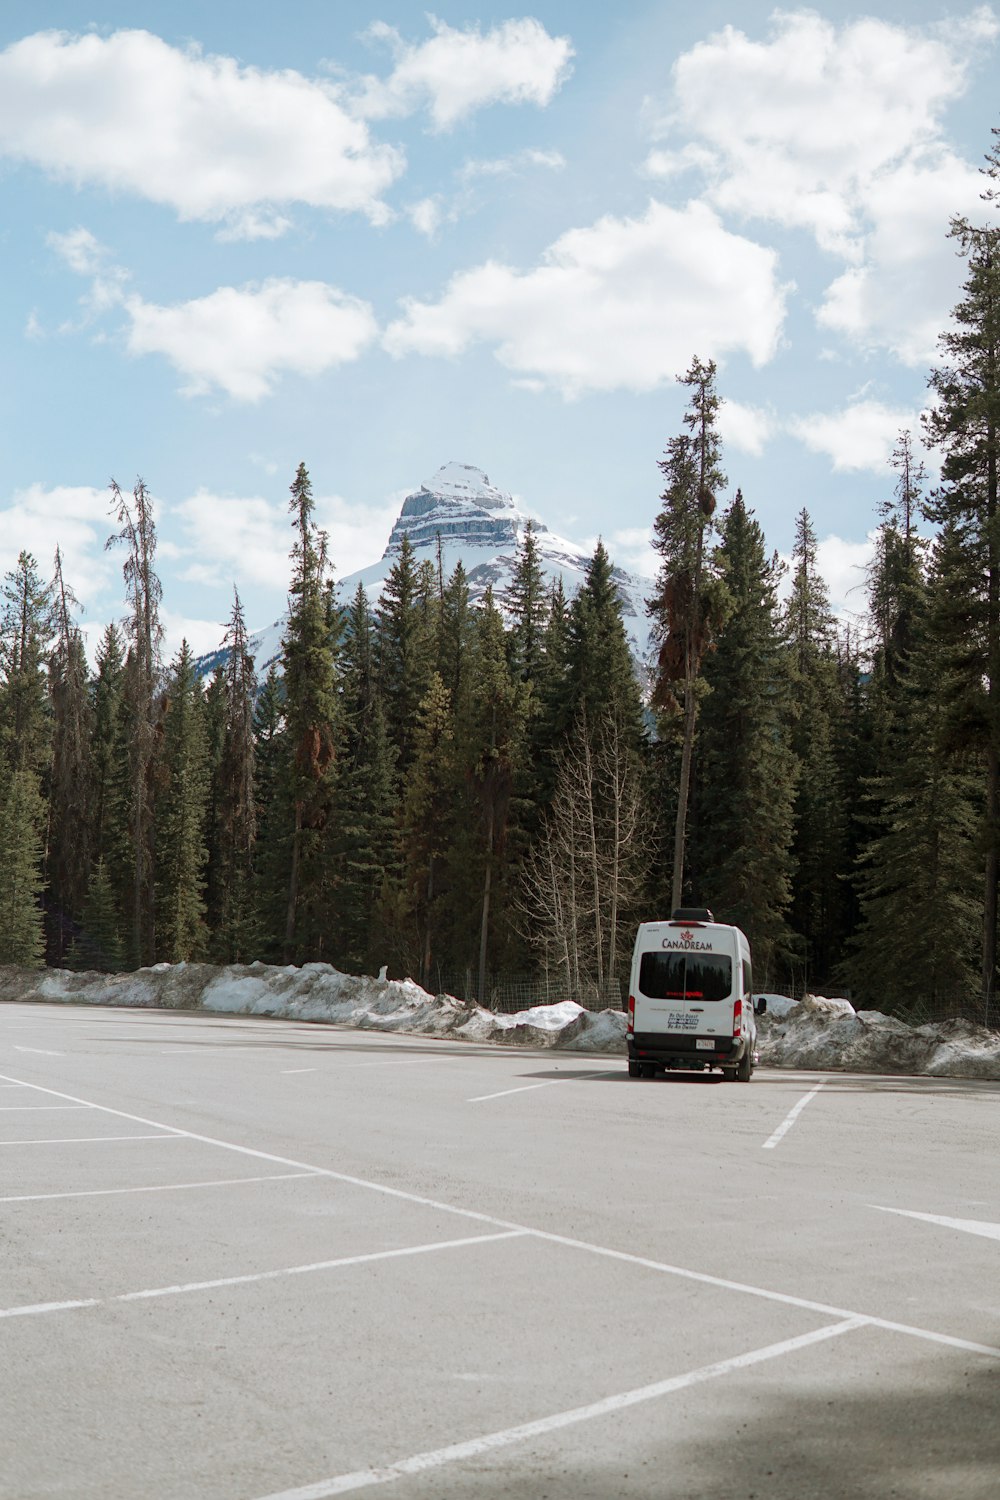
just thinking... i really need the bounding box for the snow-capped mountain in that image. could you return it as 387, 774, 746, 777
201, 463, 651, 681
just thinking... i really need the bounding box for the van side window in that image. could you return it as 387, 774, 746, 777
742, 959, 752, 997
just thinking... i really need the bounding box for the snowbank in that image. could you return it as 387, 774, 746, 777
1, 965, 998, 1078
758, 994, 1000, 1080
0, 961, 625, 1055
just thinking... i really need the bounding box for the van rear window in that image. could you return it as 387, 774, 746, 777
638, 952, 733, 1002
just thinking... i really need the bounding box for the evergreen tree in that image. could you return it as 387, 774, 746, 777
460, 590, 525, 1002
89, 623, 131, 926
46, 548, 94, 962
397, 672, 456, 987
0, 549, 53, 776
565, 541, 646, 749
67, 858, 126, 973
376, 534, 435, 782
648, 358, 730, 908
331, 584, 396, 972
281, 462, 339, 960
922, 202, 1000, 1007
783, 508, 849, 987
156, 641, 210, 962
107, 478, 163, 966
692, 491, 797, 982
212, 590, 259, 962
850, 525, 981, 1015
505, 520, 547, 684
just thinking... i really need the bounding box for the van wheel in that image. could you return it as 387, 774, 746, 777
736, 1048, 753, 1082
628, 1058, 642, 1078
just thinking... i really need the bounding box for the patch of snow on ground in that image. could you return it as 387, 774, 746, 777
0, 966, 997, 1078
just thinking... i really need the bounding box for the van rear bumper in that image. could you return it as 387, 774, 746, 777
628, 1031, 749, 1068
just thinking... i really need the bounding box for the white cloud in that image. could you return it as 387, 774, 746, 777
458, 147, 566, 180
0, 483, 116, 607
817, 533, 875, 614
0, 29, 401, 229
817, 148, 998, 366
788, 399, 924, 473
357, 17, 573, 130
123, 279, 378, 401
652, 9, 1000, 362
161, 605, 233, 663
659, 9, 995, 256
408, 196, 447, 239
717, 399, 776, 457
174, 488, 399, 595
384, 199, 789, 398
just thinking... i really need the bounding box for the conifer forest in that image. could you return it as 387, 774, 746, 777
3, 164, 1000, 1029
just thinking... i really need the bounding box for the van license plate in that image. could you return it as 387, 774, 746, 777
695, 1039, 714, 1050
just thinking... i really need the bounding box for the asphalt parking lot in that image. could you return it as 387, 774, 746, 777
2, 1001, 999, 1499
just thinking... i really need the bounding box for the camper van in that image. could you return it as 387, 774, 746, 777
625, 909, 760, 1080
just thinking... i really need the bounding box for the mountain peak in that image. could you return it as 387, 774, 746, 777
386, 460, 521, 561
418, 462, 515, 512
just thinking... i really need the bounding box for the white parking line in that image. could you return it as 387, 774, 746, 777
762, 1081, 826, 1149
253, 1318, 869, 1500
0, 1172, 319, 1204
281, 1068, 318, 1075
13, 1046, 64, 1056
469, 1070, 619, 1103
0, 1230, 527, 1321
1, 1069, 996, 1362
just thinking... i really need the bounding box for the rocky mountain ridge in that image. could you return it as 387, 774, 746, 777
197, 462, 651, 681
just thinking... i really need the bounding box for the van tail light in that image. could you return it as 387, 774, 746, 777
732, 997, 742, 1036
627, 995, 635, 1034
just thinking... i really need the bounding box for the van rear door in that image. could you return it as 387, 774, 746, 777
634, 941, 734, 1044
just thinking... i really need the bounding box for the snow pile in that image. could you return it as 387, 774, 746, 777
0, 962, 626, 1054
2, 965, 998, 1077
758, 995, 1000, 1080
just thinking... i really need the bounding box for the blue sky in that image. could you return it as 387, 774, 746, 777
1, 2, 998, 660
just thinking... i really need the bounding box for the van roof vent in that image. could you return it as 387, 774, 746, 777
671, 907, 714, 922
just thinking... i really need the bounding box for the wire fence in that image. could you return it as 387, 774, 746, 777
430, 969, 1000, 1030
430, 969, 625, 1015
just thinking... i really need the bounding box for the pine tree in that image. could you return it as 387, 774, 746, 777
692, 491, 797, 983
397, 672, 456, 987
461, 590, 525, 1003
0, 550, 53, 776
565, 541, 646, 749
106, 478, 163, 966
45, 548, 94, 962
155, 641, 210, 962
330, 584, 396, 972
505, 520, 547, 684
376, 534, 435, 782
922, 201, 1000, 1008
783, 510, 849, 987
648, 358, 730, 908
850, 526, 981, 1016
67, 857, 125, 973
89, 623, 131, 926
281, 462, 339, 960
211, 590, 259, 963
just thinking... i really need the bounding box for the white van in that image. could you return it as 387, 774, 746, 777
625, 908, 760, 1080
